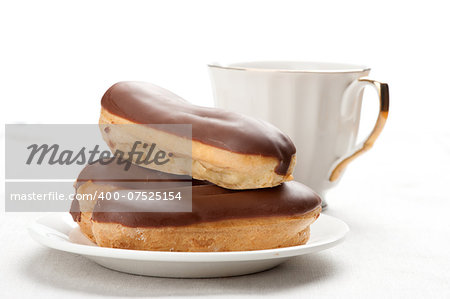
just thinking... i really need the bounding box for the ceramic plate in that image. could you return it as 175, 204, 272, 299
28, 213, 348, 278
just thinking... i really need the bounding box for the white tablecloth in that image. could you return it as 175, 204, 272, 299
1, 129, 449, 298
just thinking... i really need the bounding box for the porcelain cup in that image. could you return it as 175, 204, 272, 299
208, 61, 389, 204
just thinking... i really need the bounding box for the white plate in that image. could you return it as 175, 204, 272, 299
28, 213, 349, 278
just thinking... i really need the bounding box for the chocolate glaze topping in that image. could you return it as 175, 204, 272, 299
70, 160, 321, 227
100, 81, 296, 175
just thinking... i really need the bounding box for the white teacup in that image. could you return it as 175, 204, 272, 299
208, 61, 389, 203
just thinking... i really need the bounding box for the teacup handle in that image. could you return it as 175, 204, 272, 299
329, 78, 389, 182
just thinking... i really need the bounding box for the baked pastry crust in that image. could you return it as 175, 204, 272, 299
91, 208, 320, 252
72, 182, 119, 243
99, 108, 295, 190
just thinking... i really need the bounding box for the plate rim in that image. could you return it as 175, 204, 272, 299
28, 213, 349, 262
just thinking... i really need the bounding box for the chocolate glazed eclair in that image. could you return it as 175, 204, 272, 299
99, 81, 296, 190
70, 160, 321, 252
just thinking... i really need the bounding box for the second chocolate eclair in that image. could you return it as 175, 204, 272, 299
99, 81, 296, 190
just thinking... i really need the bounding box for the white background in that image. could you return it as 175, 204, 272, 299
1, 0, 449, 298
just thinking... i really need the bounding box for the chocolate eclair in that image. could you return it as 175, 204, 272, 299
99, 81, 296, 189
70, 160, 321, 252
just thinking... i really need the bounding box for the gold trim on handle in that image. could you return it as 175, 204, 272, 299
329, 78, 389, 182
